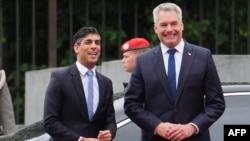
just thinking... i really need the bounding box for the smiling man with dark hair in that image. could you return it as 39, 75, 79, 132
43, 26, 117, 141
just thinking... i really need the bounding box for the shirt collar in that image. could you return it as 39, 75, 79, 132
76, 61, 96, 76
160, 39, 184, 55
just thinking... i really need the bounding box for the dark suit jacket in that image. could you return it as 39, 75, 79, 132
124, 42, 225, 141
43, 64, 117, 141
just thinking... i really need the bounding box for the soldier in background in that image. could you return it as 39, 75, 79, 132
120, 37, 150, 88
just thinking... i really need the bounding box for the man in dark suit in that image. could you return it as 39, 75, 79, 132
124, 2, 225, 141
43, 26, 117, 141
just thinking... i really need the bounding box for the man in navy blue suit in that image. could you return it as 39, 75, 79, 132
124, 2, 225, 141
43, 26, 117, 141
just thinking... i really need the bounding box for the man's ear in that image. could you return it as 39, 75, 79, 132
73, 44, 79, 54
154, 24, 158, 34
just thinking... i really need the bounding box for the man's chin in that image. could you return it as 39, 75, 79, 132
164, 41, 177, 47
88, 58, 99, 63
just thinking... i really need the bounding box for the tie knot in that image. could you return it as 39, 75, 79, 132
86, 70, 93, 76
168, 49, 176, 55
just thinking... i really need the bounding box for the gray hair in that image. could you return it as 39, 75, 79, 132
153, 2, 182, 24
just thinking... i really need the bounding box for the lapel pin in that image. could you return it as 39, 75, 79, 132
188, 52, 192, 56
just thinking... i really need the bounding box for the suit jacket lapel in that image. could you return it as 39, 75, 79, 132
176, 43, 194, 102
94, 71, 104, 119
70, 64, 89, 120
152, 46, 174, 103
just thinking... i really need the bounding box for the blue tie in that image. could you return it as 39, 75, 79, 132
86, 70, 94, 120
168, 49, 177, 101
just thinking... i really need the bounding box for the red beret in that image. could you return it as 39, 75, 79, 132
121, 38, 150, 53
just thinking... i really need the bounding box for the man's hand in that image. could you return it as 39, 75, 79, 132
80, 137, 99, 141
155, 122, 179, 139
167, 123, 197, 141
155, 122, 197, 141
80, 130, 112, 141
98, 130, 112, 141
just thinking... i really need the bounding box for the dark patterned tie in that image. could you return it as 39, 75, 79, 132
168, 49, 177, 101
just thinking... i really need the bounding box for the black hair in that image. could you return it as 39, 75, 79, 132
73, 26, 100, 45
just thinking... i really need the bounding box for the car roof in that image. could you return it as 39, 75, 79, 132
222, 85, 250, 93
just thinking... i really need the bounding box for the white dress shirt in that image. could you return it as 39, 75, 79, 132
76, 61, 99, 114
161, 39, 184, 88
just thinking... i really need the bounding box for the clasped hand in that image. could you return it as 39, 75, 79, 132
81, 130, 112, 141
155, 122, 196, 141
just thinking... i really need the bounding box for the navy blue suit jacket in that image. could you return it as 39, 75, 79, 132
124, 42, 225, 141
43, 64, 117, 141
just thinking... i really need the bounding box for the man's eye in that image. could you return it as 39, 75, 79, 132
171, 22, 178, 26
85, 41, 92, 45
95, 41, 101, 45
160, 24, 167, 27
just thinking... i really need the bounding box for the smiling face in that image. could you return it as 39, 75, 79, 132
154, 10, 183, 48
74, 33, 101, 69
